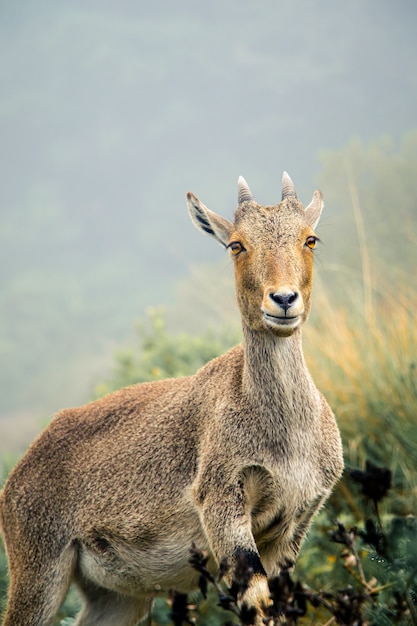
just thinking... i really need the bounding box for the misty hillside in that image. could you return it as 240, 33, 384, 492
1, 0, 416, 450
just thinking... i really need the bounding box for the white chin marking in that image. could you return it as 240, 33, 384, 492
263, 314, 301, 331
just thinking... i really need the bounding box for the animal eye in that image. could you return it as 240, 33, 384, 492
228, 241, 245, 256
305, 236, 318, 250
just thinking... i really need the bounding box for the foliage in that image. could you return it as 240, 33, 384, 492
94, 306, 240, 398
1, 265, 416, 623
316, 133, 417, 296
2, 468, 416, 626
304, 278, 417, 515
1, 0, 416, 420
145, 467, 417, 626
1, 131, 417, 621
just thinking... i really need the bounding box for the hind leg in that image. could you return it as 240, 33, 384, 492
1, 546, 76, 626
74, 581, 150, 626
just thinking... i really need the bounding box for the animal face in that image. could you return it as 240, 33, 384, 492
187, 173, 323, 337
228, 198, 318, 336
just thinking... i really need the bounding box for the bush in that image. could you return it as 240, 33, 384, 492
91, 284, 417, 624
94, 306, 240, 399
305, 279, 417, 516
2, 284, 416, 624
147, 464, 417, 626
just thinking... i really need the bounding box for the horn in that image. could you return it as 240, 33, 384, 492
281, 171, 298, 200
238, 176, 254, 203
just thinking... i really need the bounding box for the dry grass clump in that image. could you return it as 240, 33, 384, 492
305, 277, 417, 509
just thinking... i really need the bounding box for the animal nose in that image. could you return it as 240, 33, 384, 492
269, 291, 298, 313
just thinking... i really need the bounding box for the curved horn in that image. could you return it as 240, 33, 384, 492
281, 171, 297, 200
238, 176, 254, 203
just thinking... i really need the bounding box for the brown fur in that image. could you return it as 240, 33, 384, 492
0, 173, 343, 626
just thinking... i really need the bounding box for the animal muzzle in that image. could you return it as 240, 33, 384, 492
261, 288, 305, 332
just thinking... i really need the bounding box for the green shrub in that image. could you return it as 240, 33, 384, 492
1, 285, 416, 624
94, 306, 240, 399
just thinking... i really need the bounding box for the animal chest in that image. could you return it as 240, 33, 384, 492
243, 421, 328, 562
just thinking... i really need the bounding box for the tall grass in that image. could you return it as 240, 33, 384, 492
1, 291, 415, 625
1, 203, 416, 625
305, 276, 417, 514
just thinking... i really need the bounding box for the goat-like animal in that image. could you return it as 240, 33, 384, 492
0, 173, 343, 626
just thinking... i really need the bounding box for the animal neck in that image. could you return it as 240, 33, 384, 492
241, 323, 319, 415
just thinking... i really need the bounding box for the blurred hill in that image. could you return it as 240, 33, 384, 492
1, 0, 416, 452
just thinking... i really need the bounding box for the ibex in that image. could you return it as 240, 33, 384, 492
0, 172, 343, 626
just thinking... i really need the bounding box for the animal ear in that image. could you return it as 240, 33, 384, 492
187, 192, 233, 247
304, 190, 324, 229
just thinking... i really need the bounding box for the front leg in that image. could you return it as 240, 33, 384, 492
260, 493, 329, 577
290, 493, 329, 562
192, 467, 271, 623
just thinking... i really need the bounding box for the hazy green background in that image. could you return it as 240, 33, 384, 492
1, 0, 416, 452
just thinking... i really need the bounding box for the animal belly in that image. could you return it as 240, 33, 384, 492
77, 530, 210, 595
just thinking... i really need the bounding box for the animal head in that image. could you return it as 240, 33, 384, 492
187, 173, 323, 337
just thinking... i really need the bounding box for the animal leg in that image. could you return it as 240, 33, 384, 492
195, 484, 271, 622
1, 548, 75, 626
73, 582, 149, 626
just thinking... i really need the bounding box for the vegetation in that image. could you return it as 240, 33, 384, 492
1, 0, 416, 422
94, 307, 240, 399
1, 269, 416, 623
1, 0, 416, 619
1, 132, 416, 622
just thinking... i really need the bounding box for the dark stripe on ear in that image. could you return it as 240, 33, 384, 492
195, 213, 210, 226
195, 213, 214, 234
192, 202, 210, 219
